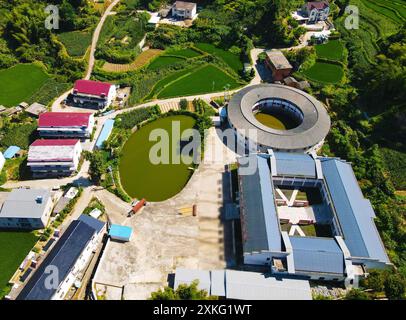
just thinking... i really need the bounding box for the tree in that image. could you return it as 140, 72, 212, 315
384, 274, 406, 300
86, 151, 108, 185
150, 280, 216, 300
345, 289, 370, 300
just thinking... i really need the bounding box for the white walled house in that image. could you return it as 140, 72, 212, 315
72, 79, 116, 110
17, 216, 106, 300
27, 139, 82, 178
304, 1, 330, 23
0, 189, 53, 230
38, 112, 95, 140
172, 1, 197, 19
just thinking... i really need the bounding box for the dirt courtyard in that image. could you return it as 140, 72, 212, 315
93, 128, 239, 300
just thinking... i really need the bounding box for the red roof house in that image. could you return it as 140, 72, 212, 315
73, 80, 112, 97
38, 112, 95, 139
72, 80, 116, 110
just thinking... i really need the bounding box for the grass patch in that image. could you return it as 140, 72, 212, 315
0, 122, 37, 149
157, 65, 240, 99
0, 64, 50, 107
166, 47, 202, 58
58, 30, 92, 57
302, 61, 344, 84
147, 56, 186, 70
119, 115, 197, 202
0, 231, 38, 292
315, 40, 344, 61
195, 43, 243, 73
27, 79, 71, 106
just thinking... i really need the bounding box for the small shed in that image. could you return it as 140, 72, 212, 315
0, 105, 6, 113
109, 224, 133, 242
132, 199, 146, 214
26, 102, 47, 117
3, 146, 21, 159
18, 102, 30, 109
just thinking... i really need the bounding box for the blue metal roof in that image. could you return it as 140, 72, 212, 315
289, 236, 345, 275
78, 214, 105, 234
109, 224, 133, 240
96, 119, 114, 149
273, 152, 316, 178
237, 154, 281, 253
321, 158, 389, 263
3, 146, 20, 159
17, 221, 95, 300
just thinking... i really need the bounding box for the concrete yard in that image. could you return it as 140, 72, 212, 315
93, 127, 239, 300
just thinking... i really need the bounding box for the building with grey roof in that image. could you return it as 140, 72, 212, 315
236, 151, 391, 285
174, 268, 312, 300
227, 84, 330, 153
0, 189, 53, 230
17, 217, 105, 300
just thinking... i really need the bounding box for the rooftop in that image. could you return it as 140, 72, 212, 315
0, 189, 51, 219
174, 1, 197, 11
39, 112, 92, 127
3, 146, 21, 159
307, 1, 329, 11
109, 224, 133, 240
73, 79, 112, 97
266, 50, 293, 70
78, 214, 105, 234
26, 102, 47, 116
28, 139, 80, 162
17, 220, 96, 300
228, 84, 331, 150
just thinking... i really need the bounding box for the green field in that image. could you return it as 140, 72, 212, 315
119, 115, 197, 202
302, 62, 344, 84
0, 231, 38, 291
0, 64, 50, 107
166, 47, 202, 58
361, 0, 406, 25
58, 30, 92, 57
195, 43, 243, 73
157, 65, 240, 99
147, 56, 185, 70
315, 40, 345, 61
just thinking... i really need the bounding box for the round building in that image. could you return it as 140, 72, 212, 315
227, 84, 331, 153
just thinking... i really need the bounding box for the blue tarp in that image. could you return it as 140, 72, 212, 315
109, 224, 133, 241
95, 119, 114, 149
3, 146, 21, 159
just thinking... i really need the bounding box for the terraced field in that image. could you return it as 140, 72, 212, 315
102, 49, 163, 72
195, 43, 243, 73
302, 62, 344, 84
156, 65, 241, 99
315, 40, 345, 61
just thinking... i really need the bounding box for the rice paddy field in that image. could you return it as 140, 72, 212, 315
0, 64, 50, 107
195, 43, 243, 73
315, 40, 345, 61
0, 231, 38, 292
302, 62, 344, 84
58, 30, 92, 57
166, 47, 202, 58
156, 65, 240, 99
119, 115, 197, 202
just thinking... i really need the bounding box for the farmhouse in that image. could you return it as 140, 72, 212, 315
172, 1, 197, 20
27, 139, 82, 178
25, 102, 47, 118
38, 112, 95, 139
72, 79, 116, 110
237, 152, 391, 285
17, 216, 106, 300
265, 50, 293, 81
0, 189, 53, 230
303, 1, 330, 24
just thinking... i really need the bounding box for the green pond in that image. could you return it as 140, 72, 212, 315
254, 111, 298, 130
119, 115, 197, 202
